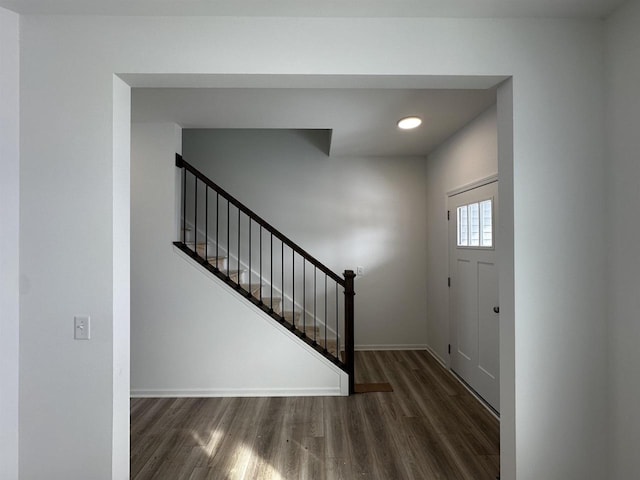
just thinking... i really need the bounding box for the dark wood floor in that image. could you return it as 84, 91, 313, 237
131, 350, 500, 479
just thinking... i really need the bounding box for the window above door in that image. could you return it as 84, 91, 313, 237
456, 198, 493, 248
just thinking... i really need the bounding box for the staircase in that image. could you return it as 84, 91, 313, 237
174, 154, 355, 394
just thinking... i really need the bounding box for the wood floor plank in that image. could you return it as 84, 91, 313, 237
131, 350, 500, 479
323, 396, 353, 466
404, 417, 468, 479
187, 466, 211, 480
373, 351, 423, 418
205, 397, 266, 477
354, 350, 386, 384
274, 397, 305, 479
131, 433, 162, 479
357, 392, 410, 480
342, 396, 376, 478
325, 457, 354, 480
199, 397, 246, 466
134, 430, 192, 480
243, 397, 287, 479
130, 398, 175, 437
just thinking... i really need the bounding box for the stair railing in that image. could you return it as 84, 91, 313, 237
174, 154, 355, 394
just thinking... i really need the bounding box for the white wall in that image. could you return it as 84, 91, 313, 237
496, 78, 516, 479
15, 14, 609, 479
111, 76, 131, 480
0, 7, 19, 480
183, 128, 429, 349
131, 123, 347, 397
425, 105, 498, 363
605, 1, 640, 477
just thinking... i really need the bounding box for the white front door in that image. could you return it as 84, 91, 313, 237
448, 180, 499, 412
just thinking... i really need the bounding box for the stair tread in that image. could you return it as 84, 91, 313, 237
225, 269, 245, 281
187, 242, 220, 251
259, 296, 282, 302
301, 325, 320, 334
259, 297, 282, 307
282, 311, 301, 323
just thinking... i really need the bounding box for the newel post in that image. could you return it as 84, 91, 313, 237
176, 154, 186, 245
343, 270, 356, 395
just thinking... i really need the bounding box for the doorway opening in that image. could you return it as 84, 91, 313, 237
115, 73, 515, 477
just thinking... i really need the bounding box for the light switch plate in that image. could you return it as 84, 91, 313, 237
74, 315, 90, 340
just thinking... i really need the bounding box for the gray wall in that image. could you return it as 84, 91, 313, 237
0, 7, 19, 480
425, 105, 498, 364
183, 128, 429, 349
605, 1, 640, 477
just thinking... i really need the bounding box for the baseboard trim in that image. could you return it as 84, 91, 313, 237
423, 346, 500, 420
355, 344, 428, 351
131, 386, 343, 398
424, 344, 448, 367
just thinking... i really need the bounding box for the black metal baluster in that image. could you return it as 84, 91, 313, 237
248, 218, 252, 296
313, 266, 317, 344
237, 208, 241, 286
303, 261, 306, 335
281, 242, 284, 319
216, 193, 219, 269
292, 249, 295, 330
181, 168, 186, 244
259, 226, 263, 303
226, 200, 230, 278
270, 234, 273, 312
204, 187, 208, 262
194, 176, 198, 255
336, 284, 339, 359
324, 274, 328, 351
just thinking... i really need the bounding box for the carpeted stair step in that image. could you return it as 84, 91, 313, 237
283, 310, 301, 324
194, 242, 216, 258
301, 324, 321, 338
184, 241, 227, 262
206, 255, 227, 270
259, 297, 282, 314
318, 338, 339, 357
185, 241, 212, 256
224, 269, 244, 283
240, 282, 262, 296
280, 313, 339, 356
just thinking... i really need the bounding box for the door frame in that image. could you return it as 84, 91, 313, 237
447, 173, 499, 369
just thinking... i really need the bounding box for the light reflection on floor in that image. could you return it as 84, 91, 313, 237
191, 428, 285, 480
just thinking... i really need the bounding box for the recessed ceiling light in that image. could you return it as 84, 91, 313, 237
397, 116, 423, 130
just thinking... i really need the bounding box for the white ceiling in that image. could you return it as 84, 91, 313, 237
0, 0, 626, 18
132, 87, 497, 157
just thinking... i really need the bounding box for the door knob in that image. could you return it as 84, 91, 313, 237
493, 306, 500, 314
